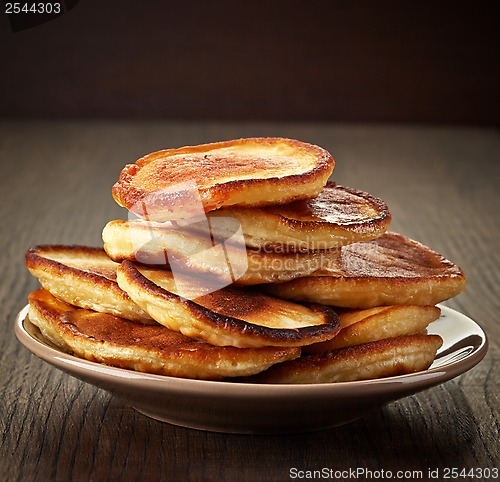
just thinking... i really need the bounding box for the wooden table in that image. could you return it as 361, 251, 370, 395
1, 121, 498, 481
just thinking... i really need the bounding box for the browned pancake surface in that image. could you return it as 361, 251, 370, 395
27, 289, 301, 380
206, 183, 391, 251
266, 233, 466, 308
116, 261, 341, 348
335, 232, 463, 278
267, 184, 389, 226
112, 138, 334, 221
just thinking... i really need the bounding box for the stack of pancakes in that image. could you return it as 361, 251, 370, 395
25, 138, 466, 383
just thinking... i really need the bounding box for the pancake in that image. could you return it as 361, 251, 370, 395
28, 289, 76, 351
305, 305, 441, 353
116, 261, 341, 348
112, 138, 335, 222
247, 334, 443, 384
206, 184, 391, 252
103, 219, 342, 286
26, 245, 152, 323
266, 233, 466, 308
27, 289, 301, 380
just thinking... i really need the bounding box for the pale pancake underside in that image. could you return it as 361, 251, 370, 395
102, 220, 342, 286
28, 289, 301, 380
305, 305, 441, 353
248, 334, 443, 384
266, 232, 466, 308
116, 261, 340, 348
26, 245, 152, 323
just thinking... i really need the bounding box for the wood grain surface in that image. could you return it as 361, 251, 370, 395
0, 121, 498, 481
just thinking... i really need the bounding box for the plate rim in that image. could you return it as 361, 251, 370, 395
14, 303, 489, 395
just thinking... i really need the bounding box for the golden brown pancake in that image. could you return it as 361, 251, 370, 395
112, 138, 335, 221
103, 219, 342, 285
26, 245, 152, 323
305, 305, 441, 353
247, 334, 443, 384
266, 233, 466, 308
27, 289, 301, 380
28, 289, 76, 351
116, 261, 341, 348
207, 184, 391, 252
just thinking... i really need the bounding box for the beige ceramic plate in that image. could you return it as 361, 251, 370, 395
15, 305, 488, 434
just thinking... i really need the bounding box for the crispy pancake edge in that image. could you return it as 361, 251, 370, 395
112, 137, 335, 218
26, 245, 153, 322
26, 245, 122, 285
246, 334, 443, 384
117, 260, 341, 347
28, 288, 76, 351
266, 276, 466, 308
305, 305, 441, 352
27, 289, 301, 380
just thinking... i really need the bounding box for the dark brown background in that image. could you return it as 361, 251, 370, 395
1, 0, 499, 124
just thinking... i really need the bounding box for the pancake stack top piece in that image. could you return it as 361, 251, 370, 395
25, 137, 465, 382
112, 137, 335, 221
